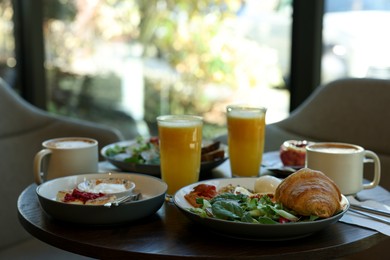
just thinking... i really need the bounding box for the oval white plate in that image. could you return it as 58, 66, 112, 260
174, 178, 349, 241
36, 172, 167, 225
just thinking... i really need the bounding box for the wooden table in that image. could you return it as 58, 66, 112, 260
18, 158, 389, 259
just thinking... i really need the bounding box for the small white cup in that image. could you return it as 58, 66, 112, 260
34, 137, 98, 184
306, 142, 381, 195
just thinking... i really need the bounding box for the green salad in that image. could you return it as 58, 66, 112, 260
105, 136, 160, 164
190, 192, 319, 224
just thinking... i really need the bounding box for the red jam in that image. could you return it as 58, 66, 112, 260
64, 189, 105, 204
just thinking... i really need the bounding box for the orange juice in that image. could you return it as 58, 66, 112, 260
227, 105, 266, 177
157, 115, 203, 195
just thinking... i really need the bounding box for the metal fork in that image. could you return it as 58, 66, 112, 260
104, 192, 141, 208
348, 208, 390, 225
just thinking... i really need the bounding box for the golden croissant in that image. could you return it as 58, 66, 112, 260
275, 168, 342, 218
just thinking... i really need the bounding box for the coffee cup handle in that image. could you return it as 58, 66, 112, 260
33, 149, 52, 184
363, 150, 381, 190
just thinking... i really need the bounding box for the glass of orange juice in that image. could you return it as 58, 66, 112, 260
157, 115, 203, 196
227, 105, 266, 177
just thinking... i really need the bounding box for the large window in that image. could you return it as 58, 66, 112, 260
42, 0, 292, 139
322, 0, 390, 83
4, 0, 390, 140
0, 0, 16, 87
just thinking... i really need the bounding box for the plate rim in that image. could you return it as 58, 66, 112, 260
173, 177, 349, 239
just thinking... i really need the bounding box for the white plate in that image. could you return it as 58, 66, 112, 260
101, 140, 228, 176
173, 178, 349, 241
36, 172, 167, 225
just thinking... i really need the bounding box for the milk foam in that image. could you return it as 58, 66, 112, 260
312, 147, 359, 154
51, 140, 94, 149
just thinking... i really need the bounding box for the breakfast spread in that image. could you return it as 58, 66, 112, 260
184, 168, 343, 223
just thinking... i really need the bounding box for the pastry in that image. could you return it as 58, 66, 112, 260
275, 168, 341, 218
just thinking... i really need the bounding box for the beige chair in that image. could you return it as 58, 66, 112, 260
0, 77, 124, 259
266, 78, 390, 192
217, 78, 390, 191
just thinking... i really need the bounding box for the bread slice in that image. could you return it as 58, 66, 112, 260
201, 149, 225, 162
201, 141, 220, 154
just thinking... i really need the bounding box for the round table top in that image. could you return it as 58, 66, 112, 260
18, 166, 388, 259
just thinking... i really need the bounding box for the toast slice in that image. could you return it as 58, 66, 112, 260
201, 148, 225, 162
201, 141, 220, 154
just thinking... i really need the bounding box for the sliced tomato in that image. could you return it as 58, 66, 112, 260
278, 216, 290, 224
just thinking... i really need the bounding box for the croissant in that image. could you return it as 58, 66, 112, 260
275, 168, 342, 218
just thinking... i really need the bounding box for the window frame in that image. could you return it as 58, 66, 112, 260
12, 0, 46, 109
12, 0, 324, 113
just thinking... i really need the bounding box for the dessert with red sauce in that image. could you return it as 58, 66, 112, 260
279, 140, 314, 167
57, 189, 117, 205
56, 177, 135, 205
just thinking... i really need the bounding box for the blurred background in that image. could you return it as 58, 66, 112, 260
1, 0, 389, 139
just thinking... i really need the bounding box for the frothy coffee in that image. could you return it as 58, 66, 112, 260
309, 144, 361, 154
47, 139, 96, 149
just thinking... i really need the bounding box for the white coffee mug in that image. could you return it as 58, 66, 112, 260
34, 137, 98, 184
306, 142, 381, 195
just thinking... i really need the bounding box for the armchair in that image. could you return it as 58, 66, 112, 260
0, 78, 123, 259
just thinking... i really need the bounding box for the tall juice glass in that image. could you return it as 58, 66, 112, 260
157, 115, 203, 196
227, 105, 266, 177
